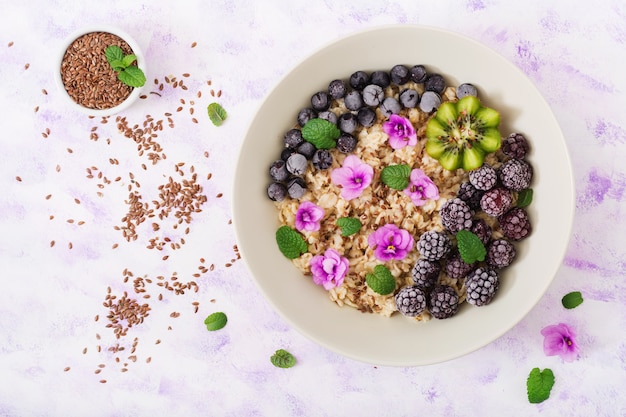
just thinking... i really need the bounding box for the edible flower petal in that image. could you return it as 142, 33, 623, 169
540, 323, 579, 362
309, 248, 349, 290
330, 155, 373, 200
382, 114, 417, 149
295, 201, 325, 232
367, 223, 414, 262
404, 169, 439, 206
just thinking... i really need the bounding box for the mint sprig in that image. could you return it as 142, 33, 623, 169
381, 164, 411, 190
562, 291, 584, 309
365, 265, 396, 295
456, 230, 486, 263
275, 226, 308, 259
270, 349, 296, 368
336, 217, 362, 237
517, 188, 533, 208
204, 312, 227, 331
301, 118, 340, 149
526, 368, 555, 404
104, 45, 146, 88
207, 102, 228, 126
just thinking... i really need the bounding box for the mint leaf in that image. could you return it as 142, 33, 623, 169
336, 217, 362, 237
381, 164, 411, 190
456, 229, 486, 264
270, 349, 296, 368
562, 291, 584, 309
118, 66, 146, 87
121, 53, 137, 67
301, 118, 340, 149
204, 312, 227, 331
527, 368, 555, 404
108, 59, 125, 72
275, 226, 307, 259
207, 102, 228, 126
365, 264, 396, 295
517, 188, 533, 208
105, 45, 124, 65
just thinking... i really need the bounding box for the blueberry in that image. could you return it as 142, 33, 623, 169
286, 153, 308, 175
296, 141, 316, 159
337, 133, 357, 153
281, 147, 296, 161
379, 97, 401, 117
312, 149, 333, 170
287, 177, 306, 199
344, 90, 363, 111
318, 111, 338, 125
311, 91, 331, 111
269, 159, 290, 182
349, 71, 369, 90
284, 128, 304, 148
370, 70, 390, 88
419, 91, 442, 113
424, 74, 446, 94
410, 64, 428, 83
390, 64, 410, 85
362, 84, 384, 107
399, 88, 419, 108
357, 107, 376, 127
338, 113, 358, 133
297, 108, 317, 127
267, 182, 287, 201
457, 83, 478, 99
328, 79, 347, 99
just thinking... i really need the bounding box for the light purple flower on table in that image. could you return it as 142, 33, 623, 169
541, 323, 580, 362
330, 155, 373, 200
295, 201, 325, 232
382, 114, 417, 149
404, 169, 439, 206
310, 248, 349, 290
367, 223, 414, 262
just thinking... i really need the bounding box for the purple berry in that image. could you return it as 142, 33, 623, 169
499, 159, 533, 192
486, 239, 516, 269
469, 163, 498, 191
499, 207, 532, 241
440, 198, 473, 233
480, 187, 513, 217
428, 285, 460, 319
502, 133, 530, 159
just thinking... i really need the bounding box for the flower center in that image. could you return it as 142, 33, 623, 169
564, 337, 572, 346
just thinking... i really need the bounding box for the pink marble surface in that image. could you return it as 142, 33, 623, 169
1, 1, 625, 416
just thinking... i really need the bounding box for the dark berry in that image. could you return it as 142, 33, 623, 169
469, 163, 498, 191
470, 218, 492, 245
486, 239, 516, 269
411, 258, 441, 290
297, 108, 317, 127
465, 268, 499, 306
337, 133, 357, 153
419, 91, 442, 113
283, 128, 303, 149
349, 71, 369, 90
428, 285, 460, 319
296, 141, 316, 159
318, 110, 338, 125
328, 79, 347, 99
338, 113, 358, 134
390, 64, 410, 85
379, 97, 401, 117
312, 149, 333, 170
410, 64, 428, 83
502, 133, 529, 159
457, 83, 478, 98
344, 90, 363, 111
480, 187, 513, 217
357, 107, 377, 127
362, 84, 384, 107
267, 182, 288, 202
370, 70, 390, 88
311, 91, 330, 111
286, 153, 308, 175
417, 231, 452, 261
440, 198, 473, 233
395, 285, 427, 317
287, 177, 306, 199
499, 207, 532, 241
281, 147, 296, 161
399, 88, 419, 108
499, 159, 533, 192
424, 74, 446, 94
444, 252, 475, 279
269, 159, 289, 182
457, 181, 484, 211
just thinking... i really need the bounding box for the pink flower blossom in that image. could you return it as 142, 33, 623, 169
309, 248, 349, 290
541, 323, 579, 362
382, 114, 417, 149
404, 169, 439, 206
295, 201, 325, 232
330, 155, 373, 200
367, 223, 414, 262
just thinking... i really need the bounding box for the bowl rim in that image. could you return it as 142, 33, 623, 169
54, 25, 146, 117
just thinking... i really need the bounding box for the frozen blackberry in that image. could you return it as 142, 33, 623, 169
440, 198, 473, 233
465, 268, 499, 306
395, 285, 427, 317
470, 218, 492, 245
499, 158, 533, 192
469, 163, 498, 191
417, 231, 452, 261
480, 187, 513, 217
428, 285, 460, 319
499, 207, 532, 241
411, 258, 441, 290
457, 181, 484, 211
444, 252, 475, 279
486, 239, 517, 269
502, 132, 529, 159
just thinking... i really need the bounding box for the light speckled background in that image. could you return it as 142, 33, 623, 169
1, 1, 625, 416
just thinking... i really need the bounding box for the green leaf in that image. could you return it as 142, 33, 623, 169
336, 217, 362, 237
456, 229, 486, 264
121, 53, 137, 67
517, 188, 533, 208
526, 368, 555, 404
380, 164, 411, 190
275, 226, 308, 259
365, 265, 396, 295
118, 66, 146, 88
301, 118, 340, 149
270, 349, 296, 368
108, 59, 126, 72
204, 312, 227, 331
562, 291, 584, 309
104, 45, 124, 65
207, 102, 228, 126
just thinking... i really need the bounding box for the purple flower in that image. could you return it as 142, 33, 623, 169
382, 114, 417, 149
367, 223, 414, 262
295, 201, 325, 232
330, 155, 374, 200
404, 169, 439, 206
310, 248, 349, 290
540, 323, 579, 362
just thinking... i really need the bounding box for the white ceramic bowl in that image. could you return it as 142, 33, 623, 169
54, 25, 146, 117
233, 25, 574, 366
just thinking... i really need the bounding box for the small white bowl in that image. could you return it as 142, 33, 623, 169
54, 25, 146, 117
